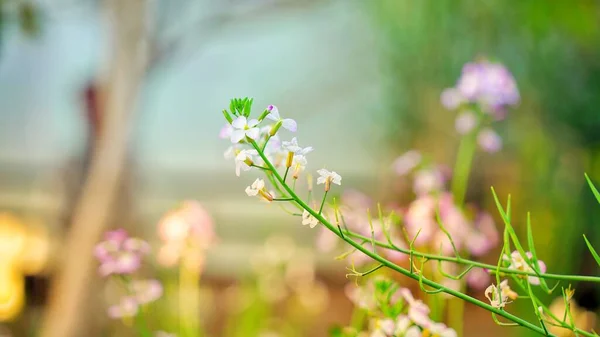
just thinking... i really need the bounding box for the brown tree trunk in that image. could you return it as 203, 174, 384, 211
39, 1, 148, 336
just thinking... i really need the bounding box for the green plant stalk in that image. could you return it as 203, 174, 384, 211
250, 141, 554, 337
451, 129, 477, 206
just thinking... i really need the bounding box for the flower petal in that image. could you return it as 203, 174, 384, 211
231, 116, 247, 129
230, 130, 246, 143
282, 118, 297, 132
246, 127, 260, 140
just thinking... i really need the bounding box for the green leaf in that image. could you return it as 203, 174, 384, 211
584, 173, 600, 205
583, 234, 600, 267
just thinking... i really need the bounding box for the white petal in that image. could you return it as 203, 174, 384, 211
267, 106, 280, 120
246, 127, 260, 140
247, 118, 260, 127
299, 146, 314, 155
235, 162, 242, 177
317, 168, 330, 177
231, 116, 247, 129
316, 176, 327, 185
405, 326, 421, 337
230, 130, 246, 143
282, 119, 297, 132
245, 186, 258, 196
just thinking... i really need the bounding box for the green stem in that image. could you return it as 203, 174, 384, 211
249, 140, 554, 337
451, 130, 477, 206
343, 231, 600, 283
319, 191, 329, 215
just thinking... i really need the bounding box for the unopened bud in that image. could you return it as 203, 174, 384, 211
285, 152, 294, 168
244, 158, 254, 167
259, 190, 273, 202
222, 109, 233, 124
292, 167, 300, 179
324, 177, 331, 192
258, 109, 270, 121
307, 174, 313, 191
269, 120, 282, 136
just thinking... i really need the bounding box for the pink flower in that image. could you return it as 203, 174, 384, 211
399, 288, 431, 328
392, 150, 422, 176
94, 229, 149, 277
107, 296, 139, 319
503, 251, 547, 285
465, 212, 498, 256
132, 279, 163, 304
413, 169, 445, 196
454, 111, 477, 135
466, 268, 491, 290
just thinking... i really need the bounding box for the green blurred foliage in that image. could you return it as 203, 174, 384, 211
368, 1, 600, 335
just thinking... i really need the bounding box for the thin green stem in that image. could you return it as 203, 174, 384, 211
343, 231, 600, 283
249, 140, 554, 337
319, 191, 328, 215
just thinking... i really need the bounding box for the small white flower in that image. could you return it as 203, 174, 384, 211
503, 251, 546, 285
316, 169, 342, 191
230, 116, 260, 143
292, 155, 308, 178
485, 279, 517, 309
302, 210, 319, 228
245, 178, 265, 197
234, 149, 258, 177
266, 105, 297, 132
282, 137, 313, 155
245, 178, 273, 201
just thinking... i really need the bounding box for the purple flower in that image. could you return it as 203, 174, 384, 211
477, 128, 502, 153
440, 88, 465, 110
454, 111, 477, 135
444, 60, 519, 119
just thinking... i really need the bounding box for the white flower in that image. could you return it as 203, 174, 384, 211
302, 210, 319, 228
503, 251, 546, 285
219, 123, 233, 139
316, 169, 342, 191
266, 105, 297, 132
245, 178, 265, 197
282, 137, 313, 155
485, 279, 517, 309
292, 155, 308, 178
245, 179, 272, 201
230, 116, 260, 143
234, 149, 258, 177
404, 326, 422, 337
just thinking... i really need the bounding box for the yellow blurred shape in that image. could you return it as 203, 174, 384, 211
548, 297, 597, 337
0, 212, 50, 321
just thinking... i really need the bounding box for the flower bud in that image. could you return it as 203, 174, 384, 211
285, 152, 294, 168
258, 109, 270, 121
222, 109, 233, 124
244, 157, 254, 167
269, 120, 282, 136
259, 190, 274, 202
307, 174, 313, 191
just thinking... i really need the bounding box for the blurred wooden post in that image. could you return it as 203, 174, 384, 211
39, 1, 148, 336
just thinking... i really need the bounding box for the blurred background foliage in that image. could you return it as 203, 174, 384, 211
1, 0, 600, 336
370, 1, 600, 335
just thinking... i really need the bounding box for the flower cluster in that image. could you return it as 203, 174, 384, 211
94, 229, 165, 327
341, 276, 457, 337
219, 98, 343, 229
441, 59, 520, 153
94, 229, 150, 276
